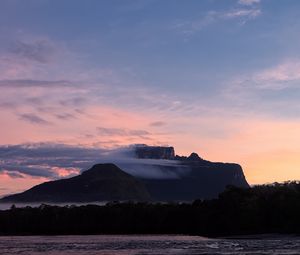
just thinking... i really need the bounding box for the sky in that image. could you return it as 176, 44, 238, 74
1, 0, 300, 195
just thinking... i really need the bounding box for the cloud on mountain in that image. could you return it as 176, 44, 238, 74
0, 143, 109, 179
0, 143, 187, 180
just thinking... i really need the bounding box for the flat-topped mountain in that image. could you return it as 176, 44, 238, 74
135, 144, 175, 159
1, 164, 151, 203
132, 147, 248, 201
141, 160, 248, 201
1, 145, 249, 203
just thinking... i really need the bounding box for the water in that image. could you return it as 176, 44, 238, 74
0, 202, 108, 210
1, 235, 300, 255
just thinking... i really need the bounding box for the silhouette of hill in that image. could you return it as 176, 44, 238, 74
1, 163, 151, 202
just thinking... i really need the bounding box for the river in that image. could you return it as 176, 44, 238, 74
0, 235, 300, 254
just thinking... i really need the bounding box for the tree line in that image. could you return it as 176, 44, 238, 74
0, 181, 300, 236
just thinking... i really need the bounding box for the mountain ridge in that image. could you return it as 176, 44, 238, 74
1, 163, 151, 203
1, 145, 249, 203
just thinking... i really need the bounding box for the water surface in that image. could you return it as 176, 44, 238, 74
1, 235, 300, 255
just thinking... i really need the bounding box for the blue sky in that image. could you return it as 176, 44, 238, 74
1, 0, 298, 113
1, 0, 300, 192
1, 0, 300, 98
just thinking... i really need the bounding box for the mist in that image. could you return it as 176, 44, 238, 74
0, 143, 192, 181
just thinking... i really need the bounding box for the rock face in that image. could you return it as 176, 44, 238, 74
1, 164, 151, 203
135, 145, 175, 159
135, 146, 249, 201
141, 160, 249, 201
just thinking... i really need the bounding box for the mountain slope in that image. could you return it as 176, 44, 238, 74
1, 163, 151, 202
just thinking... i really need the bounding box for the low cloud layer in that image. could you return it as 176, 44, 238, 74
0, 143, 106, 179
0, 143, 189, 180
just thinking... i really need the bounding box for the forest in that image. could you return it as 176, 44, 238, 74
0, 182, 300, 237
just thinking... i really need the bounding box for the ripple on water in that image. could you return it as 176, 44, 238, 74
0, 235, 300, 255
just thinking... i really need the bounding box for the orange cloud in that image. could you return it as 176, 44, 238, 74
2, 95, 300, 190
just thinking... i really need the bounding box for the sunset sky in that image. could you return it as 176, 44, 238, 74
1, 0, 300, 195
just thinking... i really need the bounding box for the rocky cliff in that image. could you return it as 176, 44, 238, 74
135, 145, 175, 159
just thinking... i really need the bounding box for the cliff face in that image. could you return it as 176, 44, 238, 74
141, 161, 249, 201
135, 145, 175, 159
134, 146, 249, 201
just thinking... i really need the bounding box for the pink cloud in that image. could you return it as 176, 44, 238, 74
0, 172, 48, 197
254, 60, 300, 87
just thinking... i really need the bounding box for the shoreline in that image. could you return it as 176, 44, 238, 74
219, 233, 300, 240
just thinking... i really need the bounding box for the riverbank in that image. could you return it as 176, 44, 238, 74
0, 183, 300, 237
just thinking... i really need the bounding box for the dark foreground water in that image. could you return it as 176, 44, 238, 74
1, 235, 300, 255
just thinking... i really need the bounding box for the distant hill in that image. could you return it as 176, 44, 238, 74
1, 164, 151, 203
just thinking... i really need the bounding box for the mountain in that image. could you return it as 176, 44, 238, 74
135, 144, 175, 159
135, 146, 249, 200
1, 145, 249, 203
1, 164, 151, 203
141, 153, 249, 201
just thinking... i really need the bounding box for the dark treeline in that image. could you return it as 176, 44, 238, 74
1, 181, 300, 237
